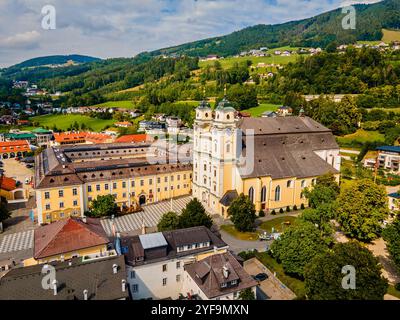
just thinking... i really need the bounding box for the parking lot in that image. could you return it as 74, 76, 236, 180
2, 159, 34, 193
244, 258, 296, 300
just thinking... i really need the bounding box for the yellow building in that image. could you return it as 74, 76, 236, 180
34, 142, 192, 225
24, 217, 111, 266
192, 99, 341, 217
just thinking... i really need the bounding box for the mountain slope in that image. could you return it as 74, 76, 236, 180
142, 0, 400, 58
11, 54, 100, 69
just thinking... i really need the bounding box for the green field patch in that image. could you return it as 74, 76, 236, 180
220, 225, 259, 241
30, 114, 116, 132
260, 216, 298, 233
336, 129, 385, 147
242, 103, 280, 117
382, 28, 400, 43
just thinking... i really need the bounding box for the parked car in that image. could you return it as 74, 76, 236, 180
259, 232, 274, 241
253, 273, 268, 282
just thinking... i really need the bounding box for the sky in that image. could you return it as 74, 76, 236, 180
0, 0, 382, 67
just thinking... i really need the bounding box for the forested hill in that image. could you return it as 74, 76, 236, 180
10, 54, 100, 69
141, 0, 400, 58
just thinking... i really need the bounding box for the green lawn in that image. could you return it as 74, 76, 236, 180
370, 107, 400, 114
220, 225, 259, 241
89, 100, 135, 109
336, 129, 385, 147
242, 103, 280, 117
382, 28, 400, 43
30, 114, 116, 132
255, 252, 306, 299
199, 51, 301, 69
260, 216, 298, 233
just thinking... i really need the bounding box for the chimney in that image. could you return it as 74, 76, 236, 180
141, 222, 146, 235
122, 280, 126, 292
222, 265, 229, 279
83, 289, 88, 300
112, 264, 118, 274
52, 279, 58, 296
82, 216, 87, 223
213, 246, 218, 253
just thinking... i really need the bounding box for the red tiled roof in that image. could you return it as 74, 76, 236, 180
115, 134, 150, 143
85, 132, 113, 144
54, 132, 87, 143
0, 176, 17, 191
0, 140, 30, 154
34, 218, 109, 259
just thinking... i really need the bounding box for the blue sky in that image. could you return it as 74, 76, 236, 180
0, 0, 381, 67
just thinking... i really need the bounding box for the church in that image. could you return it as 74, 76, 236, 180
192, 97, 340, 218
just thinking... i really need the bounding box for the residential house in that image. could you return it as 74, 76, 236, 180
122, 226, 229, 300
115, 121, 133, 128
24, 217, 111, 265
0, 140, 31, 159
0, 255, 129, 300
182, 251, 257, 300
376, 146, 400, 173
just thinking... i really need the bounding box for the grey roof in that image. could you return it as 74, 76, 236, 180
239, 116, 331, 135
0, 256, 129, 300
139, 232, 168, 250
120, 226, 228, 267
237, 116, 339, 179
220, 190, 238, 206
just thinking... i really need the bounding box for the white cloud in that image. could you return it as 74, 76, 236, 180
0, 30, 41, 49
0, 0, 384, 67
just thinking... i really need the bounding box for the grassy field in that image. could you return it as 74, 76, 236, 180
260, 216, 298, 233
336, 129, 385, 146
255, 252, 306, 299
382, 28, 400, 43
220, 225, 259, 241
90, 100, 135, 109
242, 103, 280, 117
30, 114, 116, 132
199, 49, 302, 69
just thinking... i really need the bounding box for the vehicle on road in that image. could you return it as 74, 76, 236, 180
259, 231, 274, 241
253, 273, 268, 282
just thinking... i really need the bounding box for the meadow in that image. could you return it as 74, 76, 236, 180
242, 103, 280, 116
30, 114, 116, 132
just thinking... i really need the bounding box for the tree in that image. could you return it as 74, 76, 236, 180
157, 211, 180, 231
382, 218, 400, 272
179, 198, 213, 229
299, 207, 334, 243
0, 201, 10, 222
304, 242, 388, 300
227, 193, 257, 232
87, 195, 119, 218
336, 179, 389, 242
270, 222, 328, 278
238, 288, 255, 300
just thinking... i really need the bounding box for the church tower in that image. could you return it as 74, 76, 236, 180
192, 93, 238, 217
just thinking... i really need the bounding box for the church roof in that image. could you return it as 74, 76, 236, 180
237, 116, 339, 179
197, 100, 211, 110
216, 97, 236, 111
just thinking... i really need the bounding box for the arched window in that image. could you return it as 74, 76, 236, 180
287, 180, 292, 188
226, 143, 230, 153
275, 185, 281, 202
248, 187, 254, 203
301, 180, 306, 188
261, 186, 266, 202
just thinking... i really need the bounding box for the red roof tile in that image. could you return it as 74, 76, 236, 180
0, 140, 30, 154
34, 218, 109, 259
0, 176, 17, 191
115, 134, 150, 143
54, 132, 87, 143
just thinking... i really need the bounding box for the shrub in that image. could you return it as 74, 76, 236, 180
300, 203, 305, 210
258, 209, 265, 217
286, 206, 291, 212
293, 205, 298, 211
395, 283, 400, 291
271, 209, 276, 215
279, 208, 284, 214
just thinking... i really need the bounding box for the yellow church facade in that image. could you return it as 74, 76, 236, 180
192, 98, 341, 218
